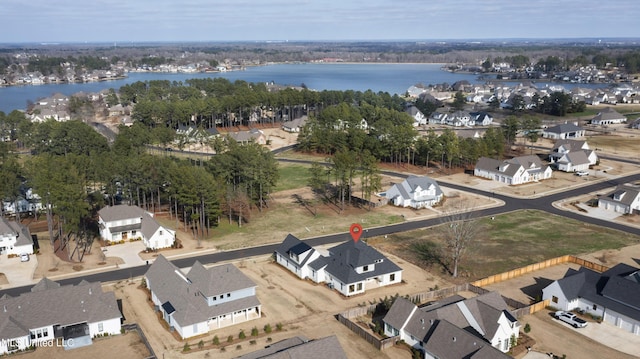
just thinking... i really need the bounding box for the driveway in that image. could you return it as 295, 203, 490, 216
101, 241, 146, 268
0, 254, 38, 288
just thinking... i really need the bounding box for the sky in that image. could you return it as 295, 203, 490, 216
1, 0, 640, 43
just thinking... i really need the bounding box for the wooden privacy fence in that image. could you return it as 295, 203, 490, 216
471, 255, 609, 287
336, 314, 398, 351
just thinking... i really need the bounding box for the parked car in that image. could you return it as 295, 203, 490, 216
20, 253, 30, 262
575, 170, 589, 177
554, 310, 588, 328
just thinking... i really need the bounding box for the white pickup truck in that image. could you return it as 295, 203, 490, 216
554, 311, 588, 328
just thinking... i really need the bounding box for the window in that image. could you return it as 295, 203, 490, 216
43, 328, 48, 337
159, 230, 163, 235
349, 284, 355, 293
98, 323, 104, 332
193, 324, 198, 333
213, 296, 217, 301
593, 304, 598, 311
363, 265, 369, 272
357, 283, 362, 291
552, 296, 558, 304
227, 293, 231, 298
131, 230, 136, 236
390, 273, 395, 281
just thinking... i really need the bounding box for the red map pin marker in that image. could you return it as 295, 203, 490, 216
350, 223, 363, 243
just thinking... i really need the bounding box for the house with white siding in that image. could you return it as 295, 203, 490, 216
275, 236, 403, 297
274, 234, 322, 280
145, 255, 261, 339
542, 263, 640, 336
474, 155, 552, 185
598, 185, 640, 214
542, 123, 585, 139
0, 278, 122, 354
0, 217, 34, 256
591, 107, 627, 126
98, 205, 175, 249
549, 139, 597, 173
383, 176, 443, 209
383, 292, 517, 357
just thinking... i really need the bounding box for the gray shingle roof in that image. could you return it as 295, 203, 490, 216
98, 204, 145, 222
235, 335, 347, 359
0, 218, 33, 248
556, 263, 640, 322
545, 123, 583, 134
422, 320, 510, 359
324, 240, 402, 284
600, 185, 640, 206
145, 255, 260, 327
0, 279, 121, 339
382, 296, 417, 330
187, 261, 257, 298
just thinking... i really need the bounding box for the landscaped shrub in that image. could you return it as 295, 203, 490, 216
183, 343, 191, 352
220, 346, 226, 352
227, 335, 233, 343
249, 340, 257, 345
266, 337, 272, 343
251, 327, 259, 337
239, 330, 246, 339
198, 340, 204, 349
236, 344, 242, 350
263, 324, 272, 334
212, 336, 219, 345
524, 323, 531, 333
276, 323, 283, 331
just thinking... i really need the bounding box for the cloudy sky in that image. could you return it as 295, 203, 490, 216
2, 0, 639, 43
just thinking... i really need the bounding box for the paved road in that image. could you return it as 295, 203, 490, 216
2, 147, 638, 297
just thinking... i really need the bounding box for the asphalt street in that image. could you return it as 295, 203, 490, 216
1, 149, 639, 298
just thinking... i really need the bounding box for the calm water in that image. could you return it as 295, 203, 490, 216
0, 63, 602, 113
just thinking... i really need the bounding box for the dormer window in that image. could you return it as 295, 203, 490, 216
363, 265, 369, 272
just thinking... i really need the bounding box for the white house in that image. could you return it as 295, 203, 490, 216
474, 155, 552, 185
383, 176, 443, 209
98, 205, 175, 249
428, 111, 448, 125
0, 278, 122, 354
405, 105, 427, 126
0, 217, 34, 256
383, 292, 518, 357
598, 185, 640, 214
145, 255, 261, 339
274, 234, 322, 280
591, 107, 627, 126
549, 139, 597, 172
542, 123, 585, 139
282, 115, 308, 133
275, 236, 403, 297
542, 263, 640, 336
469, 111, 494, 126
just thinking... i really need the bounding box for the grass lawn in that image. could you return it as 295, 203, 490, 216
273, 163, 312, 192
584, 135, 640, 154
371, 210, 640, 280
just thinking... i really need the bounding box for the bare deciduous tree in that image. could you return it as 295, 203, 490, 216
440, 202, 484, 278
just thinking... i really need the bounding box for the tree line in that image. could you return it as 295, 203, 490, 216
0, 112, 278, 259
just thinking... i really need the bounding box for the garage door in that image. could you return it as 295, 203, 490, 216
604, 311, 618, 326
619, 317, 634, 332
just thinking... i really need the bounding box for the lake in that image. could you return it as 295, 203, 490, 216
0, 63, 603, 113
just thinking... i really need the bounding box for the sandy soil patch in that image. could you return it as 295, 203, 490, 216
21, 331, 150, 359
